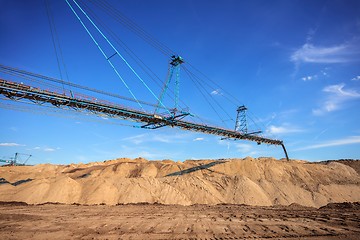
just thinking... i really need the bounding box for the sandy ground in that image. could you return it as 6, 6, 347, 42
0, 202, 359, 240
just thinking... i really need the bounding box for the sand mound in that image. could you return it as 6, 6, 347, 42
319, 201, 360, 210
321, 159, 360, 174
0, 158, 359, 207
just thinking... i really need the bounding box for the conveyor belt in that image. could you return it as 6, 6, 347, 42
0, 79, 289, 160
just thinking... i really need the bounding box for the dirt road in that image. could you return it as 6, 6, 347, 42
0, 202, 359, 239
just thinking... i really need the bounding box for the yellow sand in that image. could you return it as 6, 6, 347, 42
0, 157, 359, 207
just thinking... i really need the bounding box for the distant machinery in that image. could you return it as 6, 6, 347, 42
0, 153, 32, 166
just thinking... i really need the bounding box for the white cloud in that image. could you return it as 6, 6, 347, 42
301, 75, 316, 81
296, 136, 360, 150
266, 124, 303, 135
320, 69, 328, 76
233, 143, 259, 156
122, 134, 147, 144
0, 143, 23, 147
44, 148, 56, 152
351, 76, 360, 81
211, 89, 222, 95
235, 143, 252, 153
152, 134, 174, 143
32, 146, 59, 152
323, 83, 360, 97
291, 42, 357, 64
301, 68, 329, 82
193, 137, 204, 141
313, 83, 360, 115
302, 76, 312, 81
217, 140, 263, 157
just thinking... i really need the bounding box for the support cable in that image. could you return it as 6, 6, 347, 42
0, 98, 139, 128
0, 65, 166, 110
45, 0, 72, 92
175, 64, 180, 110
155, 64, 173, 114
83, 0, 191, 111
246, 111, 265, 134
45, 0, 63, 90
64, 0, 143, 110
71, 0, 170, 115
183, 65, 234, 124
78, 0, 205, 117
183, 67, 228, 128
88, 0, 174, 57
83, 0, 243, 121
185, 62, 241, 106
77, 0, 182, 111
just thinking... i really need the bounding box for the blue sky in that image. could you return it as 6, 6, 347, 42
1, 0, 360, 164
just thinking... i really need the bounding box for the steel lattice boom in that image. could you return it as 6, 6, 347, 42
0, 78, 289, 160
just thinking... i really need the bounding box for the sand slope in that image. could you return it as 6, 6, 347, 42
0, 157, 359, 207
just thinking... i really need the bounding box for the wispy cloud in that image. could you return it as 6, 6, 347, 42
44, 148, 56, 152
266, 124, 304, 135
313, 128, 329, 140
193, 137, 204, 141
0, 143, 24, 147
235, 143, 253, 154
254, 112, 277, 126
31, 146, 59, 152
217, 140, 262, 157
351, 75, 360, 81
313, 83, 360, 115
255, 109, 298, 126
323, 83, 360, 97
122, 134, 149, 145
296, 136, 360, 150
291, 42, 357, 64
211, 89, 222, 95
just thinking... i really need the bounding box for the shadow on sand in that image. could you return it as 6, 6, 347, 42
166, 160, 227, 177
0, 178, 33, 186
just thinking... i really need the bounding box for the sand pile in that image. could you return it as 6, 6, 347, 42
0, 157, 359, 207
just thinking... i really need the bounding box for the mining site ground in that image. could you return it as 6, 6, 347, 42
0, 202, 359, 240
